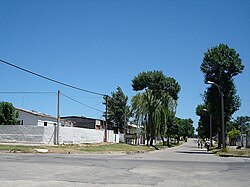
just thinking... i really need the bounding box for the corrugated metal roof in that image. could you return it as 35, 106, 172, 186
15, 107, 57, 120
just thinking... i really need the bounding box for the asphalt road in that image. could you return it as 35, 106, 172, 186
0, 139, 249, 187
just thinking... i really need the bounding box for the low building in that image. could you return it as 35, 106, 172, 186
61, 116, 105, 130
16, 108, 57, 126
121, 123, 145, 145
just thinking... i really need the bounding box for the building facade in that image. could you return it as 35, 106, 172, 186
16, 108, 57, 126
61, 116, 103, 130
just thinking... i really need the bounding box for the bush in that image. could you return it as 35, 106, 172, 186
0, 102, 19, 125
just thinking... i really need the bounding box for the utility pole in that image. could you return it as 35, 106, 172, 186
124, 106, 127, 144
54, 123, 57, 145
209, 113, 213, 147
104, 95, 108, 142
203, 109, 213, 147
206, 81, 225, 148
221, 90, 225, 148
57, 90, 60, 145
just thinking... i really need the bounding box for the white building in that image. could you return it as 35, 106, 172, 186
16, 108, 57, 126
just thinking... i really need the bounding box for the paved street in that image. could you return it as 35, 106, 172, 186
0, 139, 249, 187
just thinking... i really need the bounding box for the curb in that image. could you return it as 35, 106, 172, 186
219, 154, 250, 158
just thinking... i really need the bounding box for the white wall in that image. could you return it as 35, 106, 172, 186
18, 110, 57, 126
0, 125, 119, 145
0, 125, 44, 143
59, 126, 104, 144
107, 131, 119, 143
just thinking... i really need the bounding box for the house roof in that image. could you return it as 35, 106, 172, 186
15, 107, 57, 120
61, 116, 104, 121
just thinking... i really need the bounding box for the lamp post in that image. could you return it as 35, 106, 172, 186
206, 81, 225, 148
203, 109, 213, 147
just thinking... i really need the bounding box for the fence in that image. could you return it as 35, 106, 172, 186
0, 125, 119, 145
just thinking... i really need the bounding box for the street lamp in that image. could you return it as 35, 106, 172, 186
206, 81, 225, 148
203, 109, 213, 147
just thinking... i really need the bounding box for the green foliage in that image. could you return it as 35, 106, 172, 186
198, 43, 245, 143
132, 71, 181, 100
176, 118, 194, 138
131, 93, 147, 129
195, 104, 212, 138
0, 102, 19, 125
131, 70, 181, 146
229, 116, 250, 133
201, 43, 244, 82
227, 127, 240, 139
104, 87, 130, 132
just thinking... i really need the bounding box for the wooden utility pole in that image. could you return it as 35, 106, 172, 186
104, 95, 108, 142
57, 90, 60, 145
54, 123, 57, 145
124, 106, 127, 144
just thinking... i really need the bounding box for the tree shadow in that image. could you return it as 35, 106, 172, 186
152, 145, 159, 150
175, 150, 213, 155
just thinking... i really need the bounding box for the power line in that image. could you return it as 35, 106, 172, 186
61, 93, 103, 113
0, 91, 56, 94
0, 59, 107, 96
81, 102, 102, 114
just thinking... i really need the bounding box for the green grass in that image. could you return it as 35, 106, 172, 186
0, 143, 155, 153
222, 148, 250, 157
0, 141, 183, 154
211, 147, 250, 157
0, 145, 38, 153
80, 143, 154, 153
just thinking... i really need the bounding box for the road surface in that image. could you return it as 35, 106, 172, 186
0, 139, 249, 187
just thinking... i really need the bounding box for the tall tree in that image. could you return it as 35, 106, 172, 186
0, 102, 19, 125
131, 93, 148, 144
131, 93, 147, 130
104, 87, 129, 133
200, 44, 244, 147
195, 104, 214, 139
158, 96, 177, 146
132, 71, 180, 146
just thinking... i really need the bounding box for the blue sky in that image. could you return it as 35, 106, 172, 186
0, 0, 249, 129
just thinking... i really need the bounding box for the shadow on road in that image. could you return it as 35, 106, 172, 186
175, 150, 213, 155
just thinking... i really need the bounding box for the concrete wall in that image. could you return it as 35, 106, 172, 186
0, 125, 44, 143
59, 126, 104, 144
0, 125, 118, 144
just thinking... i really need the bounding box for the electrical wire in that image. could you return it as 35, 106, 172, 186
0, 59, 107, 96
0, 91, 56, 94
61, 93, 103, 113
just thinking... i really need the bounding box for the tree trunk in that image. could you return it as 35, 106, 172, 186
146, 135, 150, 146
150, 136, 154, 146
218, 131, 222, 149
167, 135, 170, 147
161, 135, 166, 146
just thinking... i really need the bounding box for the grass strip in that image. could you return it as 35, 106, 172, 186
80, 143, 154, 153
0, 141, 183, 154
211, 147, 250, 157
